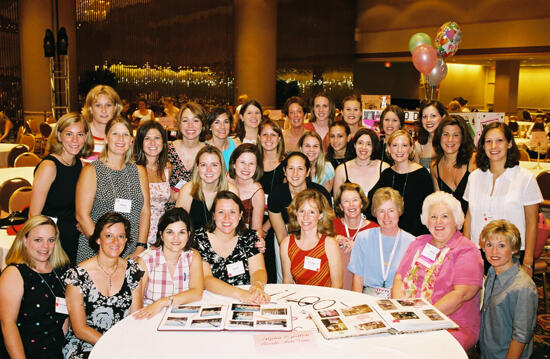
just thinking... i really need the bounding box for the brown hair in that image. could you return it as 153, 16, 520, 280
287, 189, 335, 236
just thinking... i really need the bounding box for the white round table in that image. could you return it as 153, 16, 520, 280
90, 284, 467, 359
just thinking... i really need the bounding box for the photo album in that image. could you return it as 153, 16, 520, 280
157, 303, 293, 332
310, 298, 458, 340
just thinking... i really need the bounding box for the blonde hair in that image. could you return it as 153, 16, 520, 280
48, 112, 93, 157
100, 116, 134, 165
81, 85, 122, 123
5, 216, 69, 269
190, 145, 229, 201
386, 129, 415, 161
287, 189, 335, 236
298, 131, 329, 184
371, 187, 404, 217
480, 219, 521, 253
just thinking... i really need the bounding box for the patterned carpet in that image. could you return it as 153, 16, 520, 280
533, 264, 550, 359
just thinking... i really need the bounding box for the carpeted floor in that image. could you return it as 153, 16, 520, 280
533, 268, 550, 359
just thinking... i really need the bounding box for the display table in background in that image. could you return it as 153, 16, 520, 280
90, 284, 467, 359
519, 160, 550, 177
0, 166, 34, 185
0, 143, 21, 168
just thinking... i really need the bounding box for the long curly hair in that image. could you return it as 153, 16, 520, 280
287, 189, 335, 236
433, 115, 475, 168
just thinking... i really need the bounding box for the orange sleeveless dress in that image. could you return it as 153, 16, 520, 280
288, 234, 331, 287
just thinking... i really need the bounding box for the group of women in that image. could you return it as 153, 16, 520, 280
0, 84, 543, 358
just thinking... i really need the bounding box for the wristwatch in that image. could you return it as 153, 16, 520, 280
168, 295, 174, 307
523, 263, 533, 269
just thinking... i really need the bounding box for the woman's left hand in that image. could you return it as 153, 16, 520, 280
133, 299, 167, 320
129, 245, 146, 260
336, 235, 354, 253
245, 283, 270, 304
254, 237, 266, 253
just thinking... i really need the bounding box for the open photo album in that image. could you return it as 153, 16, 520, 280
310, 298, 458, 340
157, 303, 293, 332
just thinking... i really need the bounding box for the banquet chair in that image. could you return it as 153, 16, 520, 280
6, 145, 29, 167
8, 186, 32, 213
14, 152, 41, 167
519, 148, 530, 161
535, 212, 549, 313
536, 171, 550, 211
0, 177, 31, 216
19, 134, 35, 152
40, 122, 53, 138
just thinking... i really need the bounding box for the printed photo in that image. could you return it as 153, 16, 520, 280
232, 303, 261, 312
317, 309, 339, 318
355, 321, 387, 331
170, 305, 201, 314
200, 306, 223, 317
164, 316, 188, 327
190, 318, 223, 329
391, 311, 419, 320
423, 309, 444, 321
341, 304, 373, 316
261, 308, 287, 316
376, 299, 396, 311
396, 299, 425, 307
232, 311, 254, 320
321, 317, 348, 332
256, 319, 288, 328
227, 320, 254, 328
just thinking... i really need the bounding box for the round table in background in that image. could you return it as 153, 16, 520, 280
90, 284, 467, 359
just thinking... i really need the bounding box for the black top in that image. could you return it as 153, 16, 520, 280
35, 155, 82, 265
369, 167, 433, 236
330, 157, 347, 171
10, 264, 67, 359
380, 141, 394, 166
259, 163, 285, 196
436, 161, 470, 215
268, 181, 332, 223
189, 197, 211, 231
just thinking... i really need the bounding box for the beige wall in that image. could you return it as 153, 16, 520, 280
438, 64, 490, 109
518, 66, 550, 110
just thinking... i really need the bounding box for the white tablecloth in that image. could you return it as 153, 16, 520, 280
90, 284, 466, 359
519, 160, 550, 177
0, 229, 15, 269
0, 166, 34, 185
0, 143, 20, 168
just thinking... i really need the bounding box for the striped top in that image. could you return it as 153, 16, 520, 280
140, 246, 193, 305
288, 234, 331, 287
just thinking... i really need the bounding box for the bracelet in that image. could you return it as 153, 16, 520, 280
523, 263, 533, 269
136, 242, 147, 249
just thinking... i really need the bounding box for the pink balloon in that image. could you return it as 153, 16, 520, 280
412, 44, 438, 75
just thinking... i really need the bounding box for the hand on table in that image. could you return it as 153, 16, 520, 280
133, 299, 168, 320
240, 284, 270, 304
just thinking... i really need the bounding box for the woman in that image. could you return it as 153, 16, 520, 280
298, 131, 334, 192
168, 102, 207, 197
0, 111, 15, 143
326, 121, 351, 169
463, 122, 542, 275
380, 105, 405, 166
392, 191, 483, 350
76, 116, 150, 263
414, 100, 447, 170
348, 187, 414, 297
195, 191, 270, 303
268, 152, 332, 246
308, 92, 335, 148
64, 212, 143, 358
0, 216, 69, 359
132, 98, 155, 125
176, 145, 238, 231
228, 144, 265, 238
207, 107, 240, 169
332, 183, 378, 290
333, 128, 389, 198
430, 115, 476, 215
257, 120, 286, 282
341, 95, 362, 138
30, 113, 93, 265
282, 96, 308, 152
134, 208, 204, 319
370, 129, 433, 235
280, 189, 343, 288
81, 85, 123, 163
235, 100, 263, 144
134, 120, 174, 246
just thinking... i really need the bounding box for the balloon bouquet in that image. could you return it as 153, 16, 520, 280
409, 21, 462, 100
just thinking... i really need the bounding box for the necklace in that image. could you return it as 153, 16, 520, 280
354, 158, 372, 168
97, 257, 119, 291
57, 154, 74, 166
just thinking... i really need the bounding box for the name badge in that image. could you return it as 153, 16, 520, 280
55, 297, 68, 314
114, 198, 132, 213
416, 243, 440, 268
304, 256, 321, 272
227, 261, 245, 278
94, 143, 104, 153
375, 287, 391, 299
173, 179, 187, 191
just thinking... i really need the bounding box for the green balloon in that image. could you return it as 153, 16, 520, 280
408, 33, 432, 54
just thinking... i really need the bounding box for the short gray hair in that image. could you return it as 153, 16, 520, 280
420, 191, 464, 229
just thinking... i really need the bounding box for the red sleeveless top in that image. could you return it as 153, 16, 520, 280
288, 234, 331, 287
